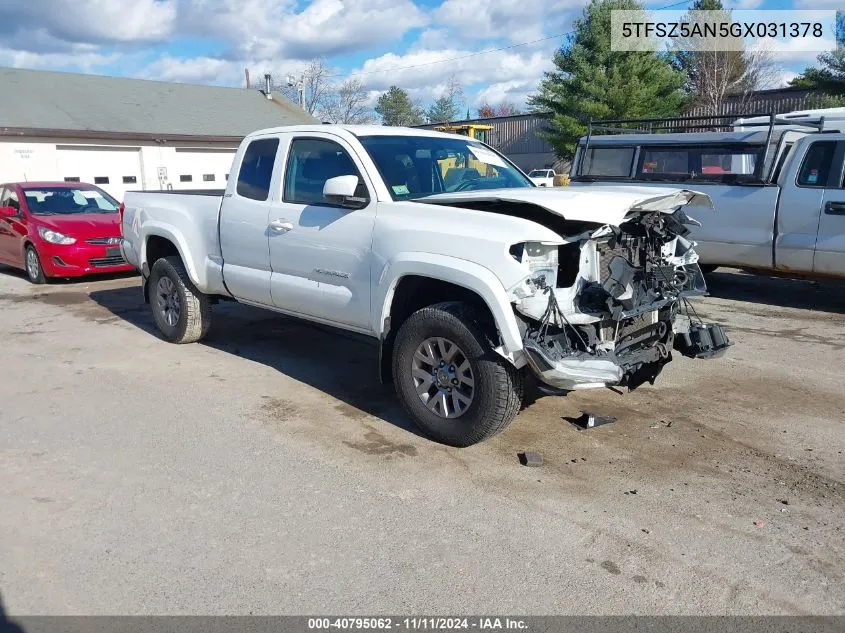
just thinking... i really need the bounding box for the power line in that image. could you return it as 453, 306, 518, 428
326, 0, 692, 80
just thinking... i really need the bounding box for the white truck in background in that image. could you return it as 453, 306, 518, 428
120, 124, 729, 447
527, 169, 557, 187
569, 109, 845, 278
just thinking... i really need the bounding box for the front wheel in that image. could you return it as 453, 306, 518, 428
25, 245, 47, 284
148, 256, 211, 344
392, 301, 523, 447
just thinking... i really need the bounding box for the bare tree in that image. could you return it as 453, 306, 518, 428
426, 74, 465, 123
685, 48, 777, 115
494, 102, 521, 116
264, 60, 334, 117
672, 2, 778, 115
323, 78, 374, 124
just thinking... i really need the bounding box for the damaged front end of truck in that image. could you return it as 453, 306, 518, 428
504, 191, 731, 392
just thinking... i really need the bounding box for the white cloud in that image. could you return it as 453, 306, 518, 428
177, 0, 427, 60
794, 0, 842, 7
751, 34, 836, 64
349, 46, 555, 93
0, 0, 175, 49
759, 67, 799, 89
474, 80, 537, 107
725, 0, 764, 8
141, 56, 244, 85
0, 49, 118, 71
434, 0, 580, 43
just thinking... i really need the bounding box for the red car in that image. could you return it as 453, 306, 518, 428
0, 181, 134, 284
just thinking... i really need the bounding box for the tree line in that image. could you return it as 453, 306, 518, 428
261, 61, 521, 126
257, 0, 845, 158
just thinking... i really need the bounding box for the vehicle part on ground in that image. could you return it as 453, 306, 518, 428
25, 246, 46, 284
518, 451, 543, 467
392, 301, 523, 447
568, 412, 617, 430
148, 256, 211, 344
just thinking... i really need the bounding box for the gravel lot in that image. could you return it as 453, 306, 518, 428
0, 266, 843, 615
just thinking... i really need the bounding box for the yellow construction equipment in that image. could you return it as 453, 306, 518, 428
431, 123, 497, 179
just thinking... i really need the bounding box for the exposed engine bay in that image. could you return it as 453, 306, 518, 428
507, 206, 731, 392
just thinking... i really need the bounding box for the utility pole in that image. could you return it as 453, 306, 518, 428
287, 73, 306, 112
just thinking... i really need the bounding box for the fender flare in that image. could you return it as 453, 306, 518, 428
373, 252, 524, 358
140, 222, 202, 288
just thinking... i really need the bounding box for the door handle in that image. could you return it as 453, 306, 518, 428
824, 201, 845, 216
268, 219, 294, 233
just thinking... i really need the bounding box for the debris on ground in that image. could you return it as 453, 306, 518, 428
777, 499, 789, 505
641, 529, 650, 534
754, 520, 765, 528
568, 411, 617, 430
518, 451, 543, 467
625, 489, 638, 495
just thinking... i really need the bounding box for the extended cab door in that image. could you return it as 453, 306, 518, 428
814, 140, 845, 275
773, 138, 839, 273
218, 136, 282, 305
267, 133, 377, 332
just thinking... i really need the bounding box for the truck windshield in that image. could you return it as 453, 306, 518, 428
357, 135, 533, 200
22, 186, 119, 215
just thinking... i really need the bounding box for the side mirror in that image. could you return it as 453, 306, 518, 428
0, 206, 17, 218
323, 175, 368, 209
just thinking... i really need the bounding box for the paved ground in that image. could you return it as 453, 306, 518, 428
0, 266, 843, 615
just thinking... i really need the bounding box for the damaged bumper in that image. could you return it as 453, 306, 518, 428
509, 207, 731, 392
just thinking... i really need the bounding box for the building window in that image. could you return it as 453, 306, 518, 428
180, 175, 193, 182
203, 174, 215, 182
122, 176, 137, 184
94, 177, 109, 184
64, 177, 80, 182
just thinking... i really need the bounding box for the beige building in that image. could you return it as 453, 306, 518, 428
0, 67, 315, 201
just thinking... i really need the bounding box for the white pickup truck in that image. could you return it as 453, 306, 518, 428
570, 111, 845, 278
120, 125, 729, 447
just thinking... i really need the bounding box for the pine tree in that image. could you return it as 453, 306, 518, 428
528, 0, 686, 158
375, 86, 425, 126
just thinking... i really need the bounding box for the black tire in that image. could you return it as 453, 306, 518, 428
148, 256, 211, 344
24, 245, 47, 284
392, 301, 523, 447
699, 264, 718, 274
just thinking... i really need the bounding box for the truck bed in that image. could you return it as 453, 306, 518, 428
121, 190, 227, 295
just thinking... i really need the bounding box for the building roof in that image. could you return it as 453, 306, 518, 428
0, 67, 316, 140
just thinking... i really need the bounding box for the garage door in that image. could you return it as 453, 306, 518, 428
169, 148, 237, 190
56, 146, 143, 202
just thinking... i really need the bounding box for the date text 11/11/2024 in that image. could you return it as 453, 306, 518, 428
307, 618, 529, 630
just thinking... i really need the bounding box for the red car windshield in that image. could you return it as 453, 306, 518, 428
23, 187, 119, 215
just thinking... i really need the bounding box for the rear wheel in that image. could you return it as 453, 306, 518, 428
148, 256, 211, 344
25, 246, 47, 284
392, 301, 523, 447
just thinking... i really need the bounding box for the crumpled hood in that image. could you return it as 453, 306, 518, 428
423, 185, 713, 226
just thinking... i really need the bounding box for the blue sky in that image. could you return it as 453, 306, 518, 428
0, 0, 837, 115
